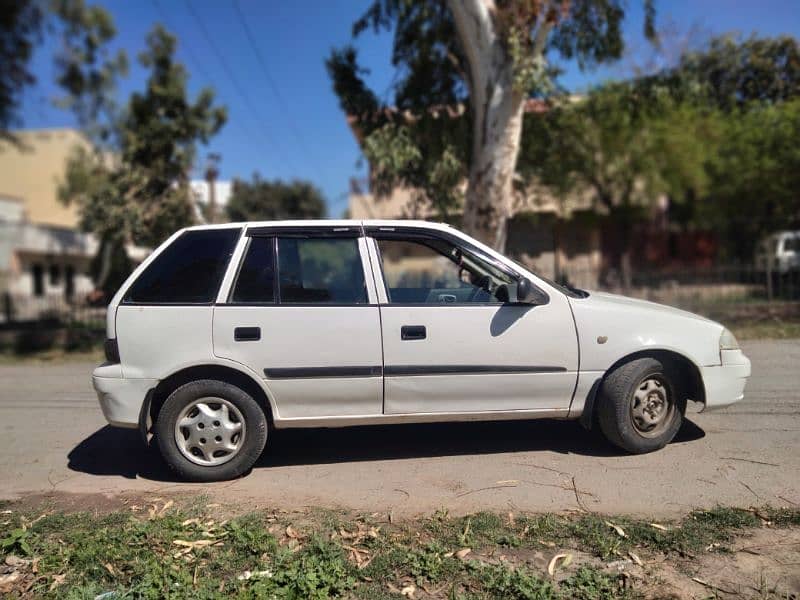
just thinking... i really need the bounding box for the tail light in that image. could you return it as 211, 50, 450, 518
104, 339, 120, 363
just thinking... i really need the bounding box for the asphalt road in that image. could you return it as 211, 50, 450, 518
1, 339, 798, 516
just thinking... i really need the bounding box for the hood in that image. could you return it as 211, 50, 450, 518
568, 290, 726, 370
579, 291, 715, 324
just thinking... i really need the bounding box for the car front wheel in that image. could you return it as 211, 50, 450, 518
155, 379, 268, 481
597, 357, 685, 454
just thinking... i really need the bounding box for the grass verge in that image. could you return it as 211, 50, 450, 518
729, 317, 800, 340
1, 499, 798, 599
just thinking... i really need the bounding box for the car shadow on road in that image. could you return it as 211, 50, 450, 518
67, 418, 706, 482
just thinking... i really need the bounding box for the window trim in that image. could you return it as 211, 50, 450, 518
246, 225, 362, 238
224, 232, 374, 306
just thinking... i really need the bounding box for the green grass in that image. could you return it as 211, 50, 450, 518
0, 502, 797, 599
729, 317, 800, 340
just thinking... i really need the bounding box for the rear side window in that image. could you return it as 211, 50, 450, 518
277, 237, 367, 304
231, 237, 275, 303
124, 229, 240, 304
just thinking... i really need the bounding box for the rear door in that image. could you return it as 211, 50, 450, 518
213, 226, 383, 421
369, 227, 579, 415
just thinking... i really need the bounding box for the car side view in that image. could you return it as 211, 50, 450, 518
92, 220, 751, 481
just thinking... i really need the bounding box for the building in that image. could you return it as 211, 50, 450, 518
190, 179, 232, 223
0, 129, 101, 320
345, 101, 714, 289
0, 129, 154, 321
346, 100, 604, 288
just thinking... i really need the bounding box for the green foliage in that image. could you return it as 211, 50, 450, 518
675, 34, 800, 110
2, 502, 799, 599
406, 541, 450, 584
57, 20, 227, 294
0, 0, 43, 140
327, 1, 651, 227
705, 98, 800, 259
1, 527, 31, 556
469, 562, 557, 600
250, 538, 356, 599
560, 567, 626, 600
226, 175, 326, 222
51, 0, 128, 145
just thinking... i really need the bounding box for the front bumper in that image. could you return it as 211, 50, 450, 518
92, 363, 157, 428
699, 350, 751, 411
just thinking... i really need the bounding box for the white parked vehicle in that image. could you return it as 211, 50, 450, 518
93, 221, 751, 481
755, 230, 800, 275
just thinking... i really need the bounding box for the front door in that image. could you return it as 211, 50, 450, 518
370, 229, 579, 415
213, 229, 383, 421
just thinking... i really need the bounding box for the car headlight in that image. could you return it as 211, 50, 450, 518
719, 328, 740, 351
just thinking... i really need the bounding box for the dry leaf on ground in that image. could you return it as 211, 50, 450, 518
547, 552, 573, 576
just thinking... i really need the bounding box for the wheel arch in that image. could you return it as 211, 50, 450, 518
144, 363, 276, 436
580, 348, 705, 430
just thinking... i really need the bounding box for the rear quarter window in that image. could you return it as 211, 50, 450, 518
124, 228, 241, 304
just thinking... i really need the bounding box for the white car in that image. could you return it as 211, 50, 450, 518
92, 221, 751, 481
755, 230, 800, 275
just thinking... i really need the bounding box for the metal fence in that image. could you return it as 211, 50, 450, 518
0, 293, 106, 327
567, 265, 800, 313
1, 264, 798, 337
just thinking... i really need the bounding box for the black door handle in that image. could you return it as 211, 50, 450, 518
401, 325, 426, 340
234, 327, 261, 342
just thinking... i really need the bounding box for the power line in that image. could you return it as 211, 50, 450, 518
180, 0, 296, 173
232, 0, 313, 162
149, 0, 265, 162
151, 0, 214, 85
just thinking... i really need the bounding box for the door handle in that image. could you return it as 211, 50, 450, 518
401, 325, 426, 340
234, 327, 261, 342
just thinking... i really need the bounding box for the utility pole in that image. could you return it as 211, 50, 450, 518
204, 153, 221, 224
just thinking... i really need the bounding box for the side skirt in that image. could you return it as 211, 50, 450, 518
273, 407, 574, 429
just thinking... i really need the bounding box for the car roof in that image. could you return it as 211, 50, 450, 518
184, 219, 454, 232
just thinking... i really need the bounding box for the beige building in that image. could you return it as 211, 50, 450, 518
0, 129, 103, 319
348, 178, 603, 288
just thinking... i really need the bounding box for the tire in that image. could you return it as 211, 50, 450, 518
155, 379, 268, 482
597, 357, 685, 454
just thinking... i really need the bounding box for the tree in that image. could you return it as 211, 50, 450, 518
675, 34, 800, 110
58, 23, 227, 294
226, 176, 326, 222
705, 99, 800, 260
0, 0, 44, 141
329, 0, 656, 250
51, 0, 128, 145
519, 82, 718, 287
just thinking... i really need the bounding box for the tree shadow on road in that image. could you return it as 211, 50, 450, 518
67, 418, 705, 482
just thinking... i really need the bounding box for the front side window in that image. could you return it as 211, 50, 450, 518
277, 237, 367, 304
376, 237, 514, 304
124, 228, 240, 304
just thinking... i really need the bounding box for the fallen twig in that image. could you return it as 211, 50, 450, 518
456, 484, 517, 498
572, 476, 591, 512
691, 577, 737, 595
721, 456, 780, 467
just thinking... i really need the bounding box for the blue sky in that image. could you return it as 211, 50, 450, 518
18, 0, 800, 217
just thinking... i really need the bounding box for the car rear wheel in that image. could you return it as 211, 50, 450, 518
155, 379, 268, 481
597, 357, 685, 454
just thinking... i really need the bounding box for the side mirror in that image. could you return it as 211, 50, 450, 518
516, 278, 533, 302
516, 278, 548, 305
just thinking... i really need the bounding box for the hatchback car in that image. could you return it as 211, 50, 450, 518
93, 221, 751, 481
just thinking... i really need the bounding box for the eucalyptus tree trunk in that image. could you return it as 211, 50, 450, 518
448, 0, 528, 252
